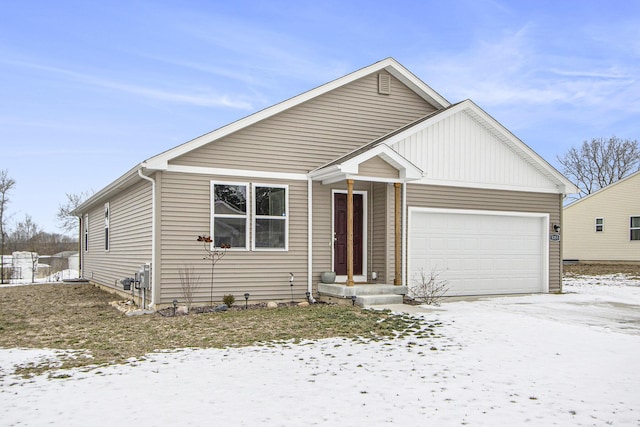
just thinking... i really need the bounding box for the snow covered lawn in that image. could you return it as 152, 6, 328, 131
2, 276, 639, 426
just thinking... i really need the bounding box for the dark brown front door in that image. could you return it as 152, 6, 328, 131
334, 193, 363, 276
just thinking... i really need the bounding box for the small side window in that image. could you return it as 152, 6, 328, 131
104, 203, 110, 251
595, 217, 604, 232
631, 216, 640, 241
84, 214, 89, 251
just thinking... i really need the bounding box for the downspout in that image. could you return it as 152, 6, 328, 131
137, 168, 156, 309
402, 182, 407, 287
307, 177, 316, 303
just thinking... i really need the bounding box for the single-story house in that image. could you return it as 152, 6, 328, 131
74, 58, 577, 309
563, 170, 640, 263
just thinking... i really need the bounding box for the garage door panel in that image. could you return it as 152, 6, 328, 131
409, 210, 547, 296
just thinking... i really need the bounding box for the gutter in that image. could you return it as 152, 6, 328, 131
137, 169, 157, 309
307, 177, 316, 303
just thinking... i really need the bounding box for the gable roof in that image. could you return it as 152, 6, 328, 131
308, 143, 423, 184
314, 100, 578, 194
564, 169, 640, 210
142, 58, 450, 171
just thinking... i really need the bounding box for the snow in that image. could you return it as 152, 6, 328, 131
2, 275, 639, 426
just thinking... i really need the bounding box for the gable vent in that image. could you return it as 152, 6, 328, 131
378, 73, 391, 95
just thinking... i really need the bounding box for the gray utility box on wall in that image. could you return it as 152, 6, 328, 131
136, 264, 151, 290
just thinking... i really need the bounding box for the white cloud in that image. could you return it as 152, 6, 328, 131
1, 58, 254, 109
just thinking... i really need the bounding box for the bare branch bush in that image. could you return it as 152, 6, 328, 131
410, 268, 449, 306
178, 265, 200, 311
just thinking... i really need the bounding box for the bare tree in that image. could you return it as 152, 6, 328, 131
57, 191, 92, 234
0, 169, 16, 284
557, 137, 640, 199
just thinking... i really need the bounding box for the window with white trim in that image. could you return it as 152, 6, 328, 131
631, 216, 640, 241
104, 203, 110, 251
595, 217, 604, 232
211, 182, 248, 249
253, 184, 288, 250
84, 214, 89, 251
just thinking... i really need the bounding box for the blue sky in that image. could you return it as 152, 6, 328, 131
1, 0, 639, 234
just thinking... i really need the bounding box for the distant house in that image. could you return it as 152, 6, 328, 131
563, 170, 640, 263
73, 58, 576, 309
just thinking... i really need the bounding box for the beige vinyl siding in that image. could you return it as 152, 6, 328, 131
82, 179, 153, 292
563, 173, 640, 262
171, 72, 436, 173
312, 181, 389, 285
370, 182, 388, 282
406, 184, 562, 292
158, 172, 309, 305
359, 156, 399, 179
312, 182, 333, 283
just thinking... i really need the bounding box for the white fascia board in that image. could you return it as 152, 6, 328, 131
307, 165, 343, 181
413, 178, 564, 194
166, 164, 308, 181
341, 144, 423, 177
144, 58, 450, 170
74, 164, 144, 214
383, 60, 450, 108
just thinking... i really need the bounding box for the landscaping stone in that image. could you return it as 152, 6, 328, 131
267, 301, 278, 309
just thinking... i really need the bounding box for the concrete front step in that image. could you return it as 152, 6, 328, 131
355, 294, 404, 307
317, 283, 408, 306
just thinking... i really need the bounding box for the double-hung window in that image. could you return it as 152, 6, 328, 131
211, 182, 248, 249
253, 184, 288, 250
631, 216, 640, 241
595, 217, 604, 232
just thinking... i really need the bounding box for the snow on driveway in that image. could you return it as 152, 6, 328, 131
1, 277, 639, 426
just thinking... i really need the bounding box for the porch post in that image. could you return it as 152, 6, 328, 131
394, 182, 401, 286
346, 179, 355, 286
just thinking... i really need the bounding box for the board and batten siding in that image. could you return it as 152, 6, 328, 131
158, 171, 309, 305
82, 179, 153, 293
406, 184, 563, 292
170, 72, 437, 174
563, 173, 640, 262
392, 110, 558, 191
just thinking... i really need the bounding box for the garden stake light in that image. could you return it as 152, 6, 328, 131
244, 292, 250, 309
289, 273, 294, 303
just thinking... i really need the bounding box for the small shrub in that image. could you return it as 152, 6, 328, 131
410, 268, 449, 306
222, 294, 235, 307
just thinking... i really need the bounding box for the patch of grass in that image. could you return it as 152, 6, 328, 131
0, 284, 431, 375
564, 263, 640, 277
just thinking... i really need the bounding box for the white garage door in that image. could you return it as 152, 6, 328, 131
408, 208, 548, 296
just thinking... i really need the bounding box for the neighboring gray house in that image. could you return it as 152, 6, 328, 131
563, 170, 640, 263
74, 58, 577, 309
